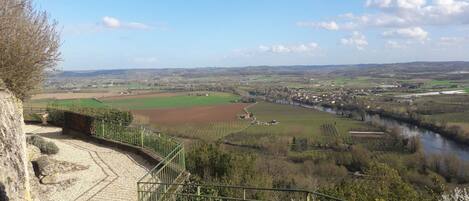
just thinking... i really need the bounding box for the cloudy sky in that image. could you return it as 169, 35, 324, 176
36, 0, 469, 70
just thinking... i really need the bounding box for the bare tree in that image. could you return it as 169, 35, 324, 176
0, 0, 60, 100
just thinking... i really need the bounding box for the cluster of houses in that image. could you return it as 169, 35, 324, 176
239, 111, 279, 126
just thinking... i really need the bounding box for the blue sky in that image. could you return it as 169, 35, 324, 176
36, 0, 469, 70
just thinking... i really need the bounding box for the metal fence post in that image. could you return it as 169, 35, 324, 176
243, 188, 246, 200
141, 126, 145, 148
101, 119, 105, 138
181, 147, 186, 170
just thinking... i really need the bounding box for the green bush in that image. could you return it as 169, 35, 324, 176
46, 107, 65, 125
46, 103, 134, 126
321, 163, 420, 201
27, 136, 59, 155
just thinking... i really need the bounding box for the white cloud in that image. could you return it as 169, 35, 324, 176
296, 21, 340, 30
102, 16, 152, 30
103, 16, 121, 28
299, 0, 468, 31
438, 36, 467, 45
365, 0, 393, 8
127, 22, 152, 30
397, 0, 427, 9
382, 27, 428, 41
367, 0, 427, 9
340, 31, 369, 50
385, 40, 406, 48
258, 42, 319, 53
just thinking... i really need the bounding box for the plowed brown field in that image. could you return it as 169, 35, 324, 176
132, 103, 249, 125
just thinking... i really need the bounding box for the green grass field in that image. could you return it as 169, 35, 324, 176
246, 102, 368, 136
224, 102, 372, 147
104, 93, 239, 110
25, 98, 106, 108
423, 79, 455, 89
465, 88, 469, 93
26, 92, 240, 110
317, 76, 379, 88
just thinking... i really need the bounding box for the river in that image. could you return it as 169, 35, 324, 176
272, 99, 469, 161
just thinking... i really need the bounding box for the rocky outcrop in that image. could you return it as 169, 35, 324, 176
35, 156, 88, 185
0, 89, 31, 201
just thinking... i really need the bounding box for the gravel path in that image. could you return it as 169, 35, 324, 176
24, 124, 154, 201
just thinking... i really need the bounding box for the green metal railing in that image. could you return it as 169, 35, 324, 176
93, 119, 187, 201
137, 183, 344, 201
137, 145, 186, 201
94, 119, 181, 156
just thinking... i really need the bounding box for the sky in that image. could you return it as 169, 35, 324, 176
35, 0, 469, 70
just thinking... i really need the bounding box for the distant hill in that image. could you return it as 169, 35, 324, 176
50, 61, 469, 80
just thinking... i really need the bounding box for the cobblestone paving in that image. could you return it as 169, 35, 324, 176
25, 124, 154, 201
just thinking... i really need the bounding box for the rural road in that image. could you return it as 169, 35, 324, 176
24, 124, 154, 201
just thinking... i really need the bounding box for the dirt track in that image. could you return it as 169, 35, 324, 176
132, 103, 249, 125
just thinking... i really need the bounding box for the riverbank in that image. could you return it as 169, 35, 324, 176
320, 103, 469, 147
259, 98, 469, 161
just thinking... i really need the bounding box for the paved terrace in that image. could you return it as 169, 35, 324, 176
25, 124, 154, 201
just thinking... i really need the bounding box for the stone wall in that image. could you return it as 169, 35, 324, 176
0, 89, 31, 201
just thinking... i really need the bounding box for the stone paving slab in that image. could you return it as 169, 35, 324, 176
25, 124, 154, 201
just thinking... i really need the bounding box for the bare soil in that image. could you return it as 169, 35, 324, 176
132, 103, 249, 125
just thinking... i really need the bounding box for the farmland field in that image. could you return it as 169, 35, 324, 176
133, 103, 249, 124
31, 91, 118, 100
156, 120, 251, 142
103, 92, 239, 110
26, 98, 107, 108
223, 102, 373, 147
245, 102, 368, 137
26, 92, 239, 110
26, 92, 251, 142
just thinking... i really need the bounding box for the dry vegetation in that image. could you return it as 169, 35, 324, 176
0, 0, 60, 100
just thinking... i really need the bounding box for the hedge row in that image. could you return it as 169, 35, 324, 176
46, 103, 133, 126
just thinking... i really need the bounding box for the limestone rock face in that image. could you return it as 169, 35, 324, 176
0, 90, 31, 201
27, 145, 41, 161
